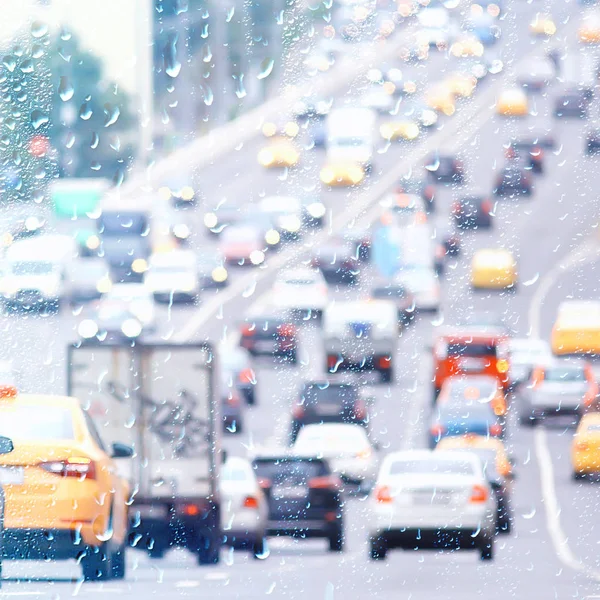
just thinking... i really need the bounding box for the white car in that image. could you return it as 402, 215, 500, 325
505, 338, 552, 388
293, 423, 378, 485
368, 450, 496, 561
395, 267, 440, 313
106, 284, 156, 332
360, 88, 395, 114
144, 250, 200, 303
272, 268, 328, 319
221, 456, 268, 557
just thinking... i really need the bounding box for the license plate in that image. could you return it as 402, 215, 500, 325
254, 340, 277, 353
134, 504, 169, 519
412, 492, 451, 505
318, 404, 342, 416
0, 466, 24, 485
272, 486, 308, 500
460, 358, 485, 372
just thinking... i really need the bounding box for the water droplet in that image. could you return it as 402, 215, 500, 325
201, 44, 212, 63
266, 582, 276, 595
522, 507, 536, 519
165, 38, 182, 78
257, 58, 275, 80
242, 281, 257, 298
65, 131, 76, 149
31, 44, 44, 58
255, 540, 270, 560
5, 117, 16, 131
523, 273, 539, 286
79, 103, 92, 120
31, 21, 48, 38
104, 103, 120, 127
58, 46, 71, 62
3, 56, 16, 72
20, 59, 34, 73
58, 76, 74, 101
425, 156, 440, 172
30, 109, 49, 130
235, 74, 246, 99
203, 85, 214, 106
60, 27, 72, 41
226, 421, 237, 433
226, 7, 235, 22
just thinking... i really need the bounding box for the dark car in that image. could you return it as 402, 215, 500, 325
290, 381, 370, 443
586, 128, 600, 154
513, 125, 556, 151
98, 236, 150, 284
370, 281, 416, 325
221, 374, 244, 434
203, 198, 246, 235
252, 454, 344, 552
493, 164, 532, 197
395, 177, 437, 212
197, 253, 229, 289
429, 399, 505, 449
77, 299, 145, 344
505, 140, 544, 174
425, 154, 465, 184
341, 228, 371, 262
239, 312, 298, 363
554, 89, 589, 119
475, 448, 513, 534
436, 223, 462, 257
452, 195, 493, 229
221, 344, 257, 405
311, 240, 359, 284
518, 360, 597, 427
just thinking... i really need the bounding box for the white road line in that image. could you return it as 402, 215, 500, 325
527, 233, 600, 582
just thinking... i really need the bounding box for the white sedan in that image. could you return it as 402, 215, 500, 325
221, 456, 268, 557
293, 423, 378, 486
105, 284, 156, 332
271, 268, 328, 319
395, 267, 441, 313
368, 450, 496, 561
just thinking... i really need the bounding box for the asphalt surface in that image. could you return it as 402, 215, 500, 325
3, 0, 600, 598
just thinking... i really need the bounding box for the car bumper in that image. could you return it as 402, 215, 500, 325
370, 526, 491, 550
572, 451, 600, 474
266, 519, 340, 538
4, 528, 99, 560
152, 291, 197, 303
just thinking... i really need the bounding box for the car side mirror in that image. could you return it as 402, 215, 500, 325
0, 436, 13, 455
111, 442, 134, 459
508, 455, 517, 467
372, 441, 381, 452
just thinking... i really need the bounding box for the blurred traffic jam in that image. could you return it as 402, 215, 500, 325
1, 0, 600, 596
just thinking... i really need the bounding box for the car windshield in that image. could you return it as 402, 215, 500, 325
0, 406, 74, 440
253, 458, 328, 484
390, 458, 475, 476
10, 261, 54, 275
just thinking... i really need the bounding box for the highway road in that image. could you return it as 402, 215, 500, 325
2, 0, 600, 598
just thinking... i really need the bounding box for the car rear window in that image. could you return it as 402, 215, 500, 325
543, 367, 586, 382
448, 342, 497, 358
0, 406, 74, 440
253, 458, 328, 484
438, 402, 495, 422
301, 384, 357, 405
372, 286, 407, 299
390, 458, 475, 476
447, 379, 496, 400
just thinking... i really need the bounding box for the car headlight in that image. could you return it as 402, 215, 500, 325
262, 122, 277, 137
173, 223, 190, 240
258, 149, 275, 166
283, 150, 298, 164
158, 186, 172, 201
204, 212, 218, 229
86, 235, 100, 251
320, 167, 336, 184
180, 186, 194, 201
265, 229, 280, 246
96, 277, 112, 294
40, 282, 59, 297
121, 318, 142, 339
349, 167, 364, 184
404, 123, 420, 140
211, 266, 228, 283
132, 258, 148, 274
421, 110, 438, 127
78, 319, 99, 339
280, 215, 302, 233
249, 250, 265, 265
284, 122, 299, 137
180, 281, 196, 293
380, 124, 394, 140
307, 202, 326, 218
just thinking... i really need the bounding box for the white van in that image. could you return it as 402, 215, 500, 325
0, 234, 78, 310
323, 300, 397, 383
326, 107, 377, 168
144, 249, 199, 303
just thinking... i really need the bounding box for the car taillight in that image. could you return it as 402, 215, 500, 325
491, 397, 506, 416
311, 258, 320, 268
292, 404, 305, 419
277, 323, 296, 337
226, 392, 240, 406
505, 147, 515, 159
257, 477, 272, 489
374, 485, 393, 503
583, 390, 597, 407
243, 496, 259, 509
309, 475, 341, 490
574, 441, 589, 452
239, 368, 255, 384
354, 399, 367, 420
430, 424, 445, 438
241, 324, 254, 337
452, 201, 461, 214
356, 447, 372, 459
40, 457, 96, 480
327, 354, 339, 369
481, 199, 493, 214
496, 359, 509, 374
424, 185, 435, 202
489, 423, 502, 437
469, 484, 488, 503
531, 367, 545, 389
377, 355, 391, 369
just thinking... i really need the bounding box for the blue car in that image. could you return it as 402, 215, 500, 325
429, 399, 504, 449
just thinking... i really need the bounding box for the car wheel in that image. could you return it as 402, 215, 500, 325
111, 544, 126, 580
479, 536, 494, 561
197, 535, 220, 565
519, 414, 536, 427
497, 512, 512, 535
81, 543, 112, 581
572, 471, 586, 481
286, 350, 298, 364
146, 545, 166, 559
432, 387, 441, 404
244, 388, 256, 406
369, 536, 387, 560
380, 369, 393, 384
252, 537, 268, 559
328, 525, 344, 552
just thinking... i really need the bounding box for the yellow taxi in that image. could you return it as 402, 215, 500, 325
572, 413, 600, 479
425, 84, 456, 116
529, 13, 557, 37
496, 88, 529, 117
551, 300, 600, 356
471, 248, 518, 290
0, 390, 132, 581
436, 434, 513, 479
261, 120, 299, 138
379, 120, 420, 142
450, 35, 484, 58
320, 161, 365, 187
444, 72, 478, 99
257, 137, 300, 168
578, 13, 600, 44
